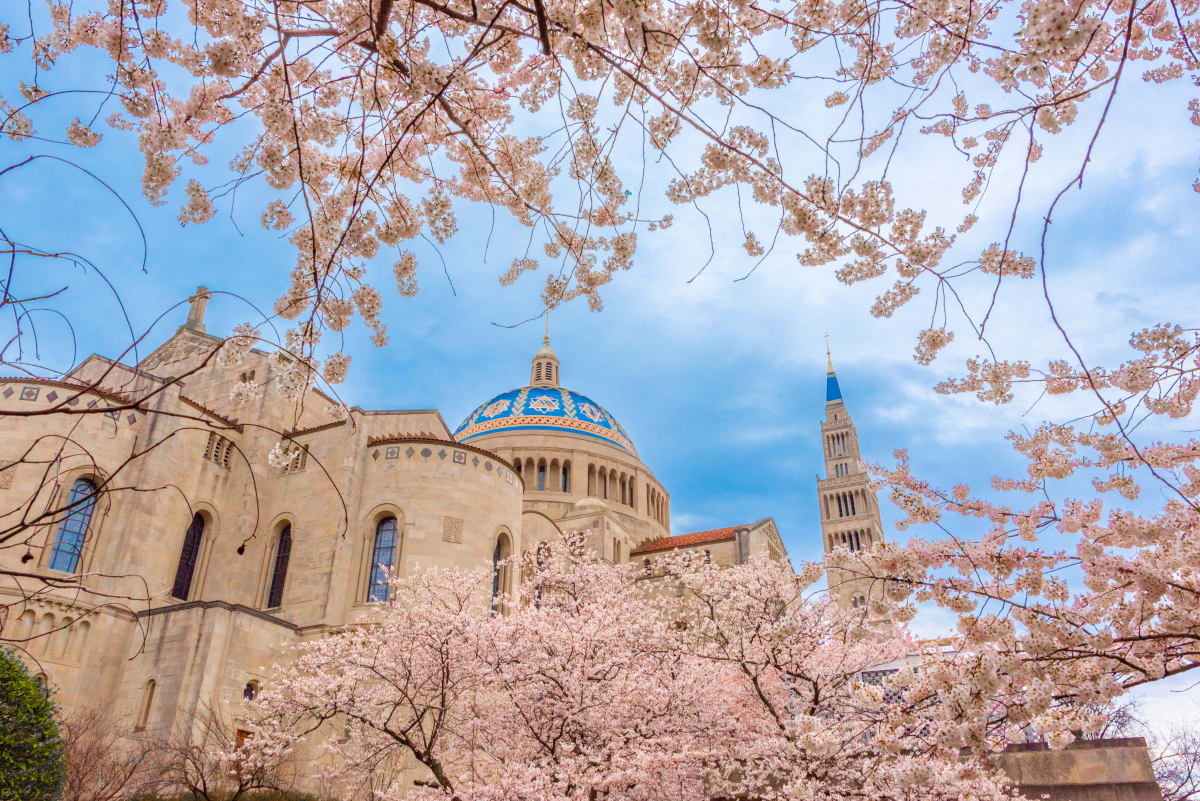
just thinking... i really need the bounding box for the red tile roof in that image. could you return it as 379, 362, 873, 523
630, 524, 747, 555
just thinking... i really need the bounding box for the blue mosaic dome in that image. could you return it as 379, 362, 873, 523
453, 386, 637, 455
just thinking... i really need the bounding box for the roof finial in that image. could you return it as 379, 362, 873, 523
544, 310, 551, 348
824, 332, 834, 374
181, 285, 212, 334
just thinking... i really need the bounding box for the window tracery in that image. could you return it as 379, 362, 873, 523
266, 524, 292, 609
48, 478, 98, 573
368, 516, 398, 602
170, 513, 205, 600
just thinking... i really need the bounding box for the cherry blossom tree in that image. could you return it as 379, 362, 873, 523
240, 545, 1017, 799
1, 0, 1195, 384
824, 332, 1200, 747
1, 0, 1198, 760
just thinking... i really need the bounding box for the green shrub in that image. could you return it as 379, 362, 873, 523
0, 648, 63, 801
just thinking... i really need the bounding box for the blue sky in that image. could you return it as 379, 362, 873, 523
4, 10, 1199, 727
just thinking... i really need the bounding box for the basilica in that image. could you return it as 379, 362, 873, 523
0, 287, 884, 744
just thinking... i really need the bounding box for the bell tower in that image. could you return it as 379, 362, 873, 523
816, 340, 885, 609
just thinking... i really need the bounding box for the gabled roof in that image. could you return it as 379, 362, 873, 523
631, 524, 748, 555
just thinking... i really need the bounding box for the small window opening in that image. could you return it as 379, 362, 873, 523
136, 679, 156, 730
203, 433, 235, 469
280, 444, 308, 475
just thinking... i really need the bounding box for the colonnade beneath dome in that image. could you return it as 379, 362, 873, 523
514, 457, 572, 493
585, 463, 638, 510
510, 453, 653, 517
493, 441, 669, 546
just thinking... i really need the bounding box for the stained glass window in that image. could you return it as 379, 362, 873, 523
48, 478, 98, 573
266, 525, 292, 608
367, 517, 398, 602
171, 514, 205, 600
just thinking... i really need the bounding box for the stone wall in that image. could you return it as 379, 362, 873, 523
997, 738, 1163, 801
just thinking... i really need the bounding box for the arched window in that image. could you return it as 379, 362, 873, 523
48, 478, 98, 573
136, 679, 156, 729
243, 681, 258, 701
266, 524, 292, 609
170, 513, 206, 600
561, 462, 570, 492
537, 463, 546, 491
368, 516, 398, 602
491, 532, 512, 613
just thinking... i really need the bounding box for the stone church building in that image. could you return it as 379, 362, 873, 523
0, 289, 1164, 800
1, 289, 882, 741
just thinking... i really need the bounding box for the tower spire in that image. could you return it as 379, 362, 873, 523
815, 350, 886, 611
825, 334, 843, 406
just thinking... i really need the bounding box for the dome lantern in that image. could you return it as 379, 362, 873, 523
530, 320, 559, 388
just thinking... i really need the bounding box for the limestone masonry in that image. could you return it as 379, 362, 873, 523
0, 289, 806, 741
0, 290, 1156, 800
